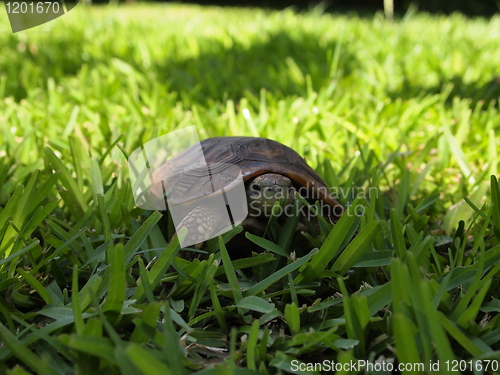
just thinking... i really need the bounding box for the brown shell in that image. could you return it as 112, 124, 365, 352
151, 136, 341, 209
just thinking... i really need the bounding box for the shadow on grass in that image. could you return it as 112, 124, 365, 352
153, 30, 358, 103
2, 29, 359, 104
389, 75, 500, 107
3, 24, 499, 108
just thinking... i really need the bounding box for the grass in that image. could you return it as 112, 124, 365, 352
1, 3, 500, 374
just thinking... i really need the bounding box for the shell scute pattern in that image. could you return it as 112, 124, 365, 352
240, 138, 293, 164
153, 136, 341, 209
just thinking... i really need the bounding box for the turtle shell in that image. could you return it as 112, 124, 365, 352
151, 136, 341, 210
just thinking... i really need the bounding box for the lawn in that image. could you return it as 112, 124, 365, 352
1, 3, 500, 374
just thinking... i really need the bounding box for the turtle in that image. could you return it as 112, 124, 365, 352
150, 136, 343, 247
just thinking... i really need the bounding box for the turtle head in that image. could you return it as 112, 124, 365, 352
246, 173, 295, 217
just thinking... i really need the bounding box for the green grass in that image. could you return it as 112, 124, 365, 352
1, 3, 500, 374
